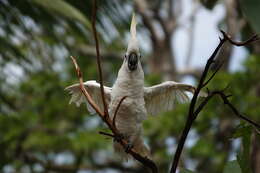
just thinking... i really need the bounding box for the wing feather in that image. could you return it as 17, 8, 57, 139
65, 80, 111, 114
144, 81, 196, 116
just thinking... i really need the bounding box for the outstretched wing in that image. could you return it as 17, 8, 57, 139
65, 80, 111, 114
144, 81, 200, 116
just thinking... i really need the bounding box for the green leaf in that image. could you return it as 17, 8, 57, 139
223, 160, 242, 173
232, 124, 252, 139
239, 0, 260, 32
32, 0, 91, 28
179, 168, 195, 173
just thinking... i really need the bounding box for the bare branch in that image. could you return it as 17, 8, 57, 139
212, 91, 260, 129
221, 30, 260, 46
91, 0, 109, 118
202, 60, 224, 87
99, 131, 115, 138
113, 96, 128, 128
70, 56, 104, 116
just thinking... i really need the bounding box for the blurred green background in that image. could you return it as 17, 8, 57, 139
0, 0, 259, 172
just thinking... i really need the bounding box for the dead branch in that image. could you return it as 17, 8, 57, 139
70, 56, 104, 116
92, 0, 109, 118
113, 96, 128, 128
210, 91, 260, 129
170, 31, 260, 173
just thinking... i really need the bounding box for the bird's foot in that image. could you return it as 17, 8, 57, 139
113, 133, 126, 143
113, 133, 133, 153
124, 142, 133, 153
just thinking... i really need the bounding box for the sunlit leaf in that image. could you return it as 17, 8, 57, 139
32, 0, 91, 28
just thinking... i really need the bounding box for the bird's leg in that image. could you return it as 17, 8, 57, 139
124, 130, 141, 153
124, 140, 134, 153
113, 133, 134, 153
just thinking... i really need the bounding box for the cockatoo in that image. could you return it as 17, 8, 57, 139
65, 14, 203, 159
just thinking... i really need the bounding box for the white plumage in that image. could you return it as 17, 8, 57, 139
65, 14, 202, 159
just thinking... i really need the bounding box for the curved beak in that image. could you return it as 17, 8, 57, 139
127, 52, 138, 71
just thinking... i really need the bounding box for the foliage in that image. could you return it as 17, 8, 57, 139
0, 0, 259, 173
239, 0, 260, 33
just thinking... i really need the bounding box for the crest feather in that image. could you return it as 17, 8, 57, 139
130, 13, 137, 38
127, 13, 139, 52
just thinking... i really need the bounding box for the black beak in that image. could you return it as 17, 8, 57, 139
127, 52, 138, 71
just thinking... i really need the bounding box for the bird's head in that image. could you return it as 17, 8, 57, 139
124, 13, 141, 72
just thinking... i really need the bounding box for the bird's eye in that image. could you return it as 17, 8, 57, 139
124, 54, 127, 59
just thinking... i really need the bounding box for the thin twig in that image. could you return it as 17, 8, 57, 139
221, 30, 259, 46
91, 0, 109, 118
99, 131, 115, 138
212, 91, 260, 129
202, 60, 225, 87
194, 90, 260, 129
70, 56, 104, 116
113, 96, 128, 128
170, 31, 260, 173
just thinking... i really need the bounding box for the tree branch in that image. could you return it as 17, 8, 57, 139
113, 96, 128, 128
170, 31, 260, 173
92, 0, 109, 118
202, 60, 224, 87
211, 91, 260, 129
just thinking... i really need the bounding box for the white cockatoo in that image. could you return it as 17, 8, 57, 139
65, 14, 203, 159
